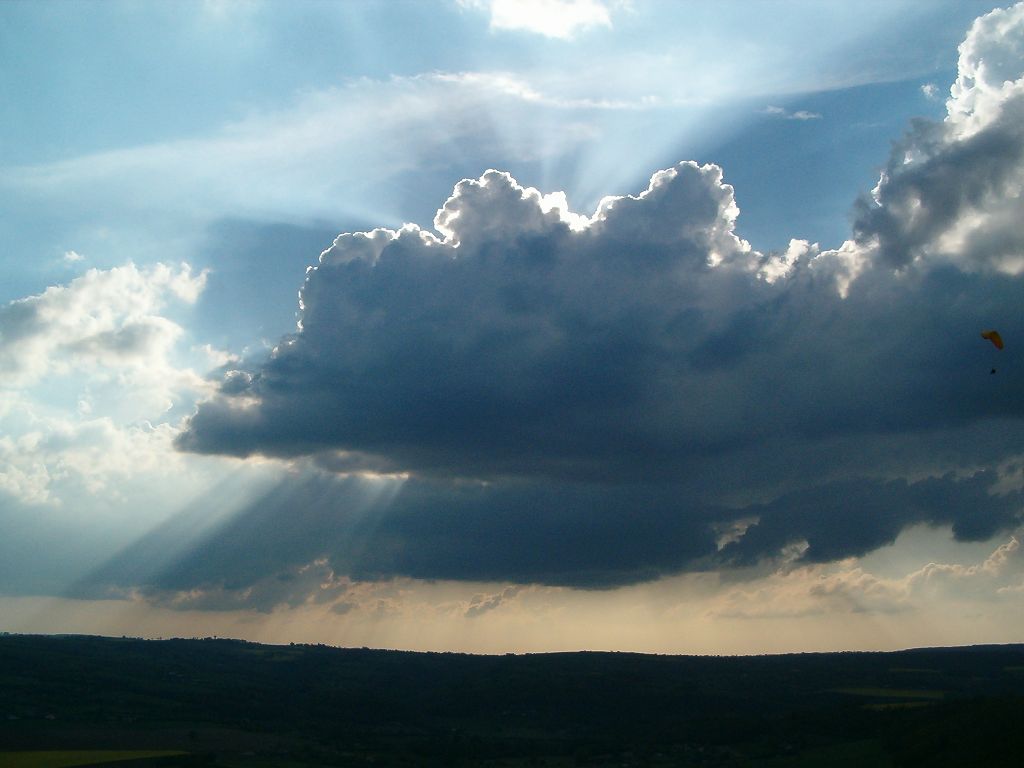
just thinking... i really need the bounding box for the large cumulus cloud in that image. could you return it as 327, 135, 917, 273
177, 161, 775, 480
172, 4, 1024, 591
180, 160, 1024, 482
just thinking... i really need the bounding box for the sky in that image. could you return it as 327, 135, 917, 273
2, 0, 1024, 655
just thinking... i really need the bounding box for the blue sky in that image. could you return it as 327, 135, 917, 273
3, 0, 1024, 653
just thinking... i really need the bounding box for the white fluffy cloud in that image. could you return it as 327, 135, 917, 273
947, 3, 1024, 139
0, 263, 212, 505
0, 262, 206, 388
853, 2, 1024, 274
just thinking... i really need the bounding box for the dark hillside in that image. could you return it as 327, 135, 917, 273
1, 634, 1023, 766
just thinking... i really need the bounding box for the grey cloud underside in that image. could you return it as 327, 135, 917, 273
81, 476, 716, 597
76, 469, 1022, 604
721, 471, 1022, 566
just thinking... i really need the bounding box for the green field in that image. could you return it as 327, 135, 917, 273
0, 751, 187, 768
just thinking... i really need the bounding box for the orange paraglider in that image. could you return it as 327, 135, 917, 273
982, 330, 1004, 373
982, 330, 1004, 349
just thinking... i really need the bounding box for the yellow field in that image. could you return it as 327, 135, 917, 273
0, 750, 187, 767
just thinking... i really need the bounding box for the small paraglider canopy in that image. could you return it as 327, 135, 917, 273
982, 330, 1004, 373
982, 329, 1004, 350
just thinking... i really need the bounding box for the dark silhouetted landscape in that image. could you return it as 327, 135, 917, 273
2, 634, 1024, 766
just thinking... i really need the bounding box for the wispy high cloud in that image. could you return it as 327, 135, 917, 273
762, 105, 822, 120
1, 73, 606, 227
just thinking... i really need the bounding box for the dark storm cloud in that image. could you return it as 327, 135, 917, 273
76, 467, 1022, 604
177, 163, 767, 481
166, 5, 1024, 595
178, 161, 1024, 482
721, 471, 1024, 567
80, 473, 720, 604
